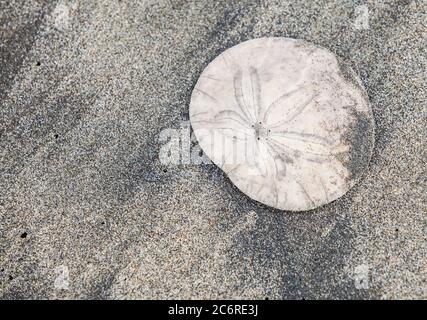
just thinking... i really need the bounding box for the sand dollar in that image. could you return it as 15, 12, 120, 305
189, 37, 375, 211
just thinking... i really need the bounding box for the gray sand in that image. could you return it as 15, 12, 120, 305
0, 0, 425, 299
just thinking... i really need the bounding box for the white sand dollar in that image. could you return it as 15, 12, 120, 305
190, 37, 375, 211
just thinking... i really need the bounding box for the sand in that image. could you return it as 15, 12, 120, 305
0, 0, 425, 299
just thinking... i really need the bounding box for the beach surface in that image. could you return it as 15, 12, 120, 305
0, 0, 425, 299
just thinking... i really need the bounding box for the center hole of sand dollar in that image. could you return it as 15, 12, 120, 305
253, 122, 269, 140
